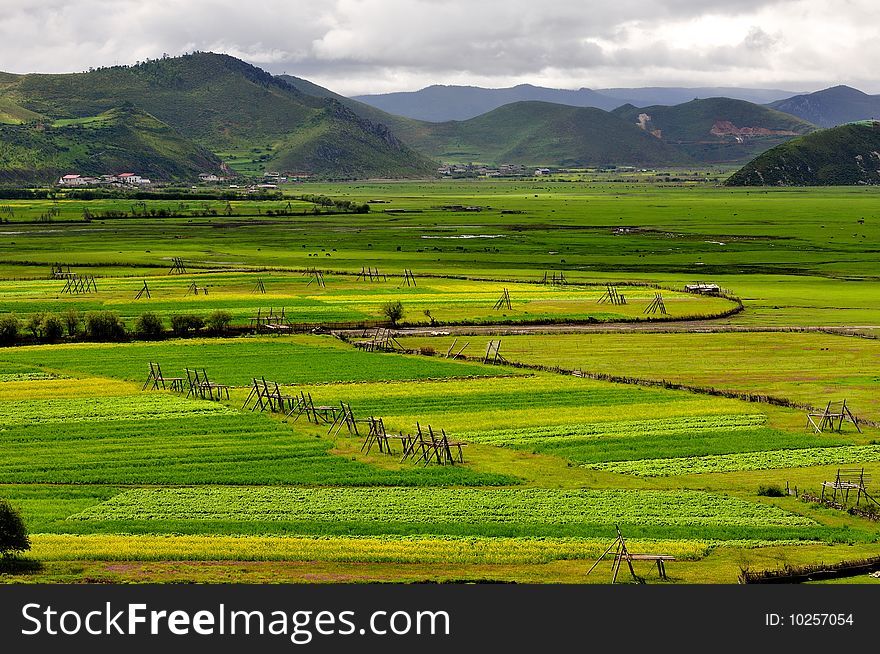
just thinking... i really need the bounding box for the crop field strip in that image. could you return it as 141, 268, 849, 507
585, 445, 880, 477
26, 533, 713, 564
400, 332, 880, 422
71, 487, 816, 530
0, 336, 517, 386
459, 415, 854, 467
0, 272, 732, 326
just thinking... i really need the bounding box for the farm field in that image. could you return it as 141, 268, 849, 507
2, 180, 879, 327
1, 335, 878, 583
1, 176, 879, 585
397, 331, 880, 421
0, 272, 732, 327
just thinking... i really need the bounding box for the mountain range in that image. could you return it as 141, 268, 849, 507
767, 86, 880, 128
352, 84, 801, 122
293, 78, 816, 166
1, 53, 879, 182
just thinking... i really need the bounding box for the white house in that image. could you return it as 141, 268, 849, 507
58, 174, 89, 186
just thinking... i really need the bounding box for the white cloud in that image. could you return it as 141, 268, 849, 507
0, 0, 876, 94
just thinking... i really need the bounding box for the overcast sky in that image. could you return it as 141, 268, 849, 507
1, 0, 877, 95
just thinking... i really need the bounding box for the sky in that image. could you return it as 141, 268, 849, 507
0, 0, 877, 96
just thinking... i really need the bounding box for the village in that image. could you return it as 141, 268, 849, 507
57, 172, 151, 187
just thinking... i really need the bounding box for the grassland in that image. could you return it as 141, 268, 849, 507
1, 176, 879, 584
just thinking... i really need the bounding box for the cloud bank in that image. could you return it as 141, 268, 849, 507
0, 0, 877, 94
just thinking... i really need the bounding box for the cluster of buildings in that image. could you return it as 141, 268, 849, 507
437, 163, 555, 178
58, 172, 151, 187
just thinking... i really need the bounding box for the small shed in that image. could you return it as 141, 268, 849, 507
684, 283, 721, 296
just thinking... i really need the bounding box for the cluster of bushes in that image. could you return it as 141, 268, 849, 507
1, 310, 80, 344
294, 194, 370, 214
0, 309, 236, 345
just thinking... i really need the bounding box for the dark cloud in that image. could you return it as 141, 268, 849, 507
0, 0, 876, 94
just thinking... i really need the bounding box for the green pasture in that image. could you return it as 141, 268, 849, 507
2, 178, 879, 326
0, 180, 878, 283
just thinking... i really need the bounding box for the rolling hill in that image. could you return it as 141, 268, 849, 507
768, 86, 880, 128
0, 106, 223, 185
612, 98, 816, 163
0, 53, 435, 180
726, 122, 880, 186
388, 101, 692, 166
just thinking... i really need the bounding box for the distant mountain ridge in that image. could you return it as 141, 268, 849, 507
768, 86, 880, 128
726, 122, 880, 186
353, 84, 803, 122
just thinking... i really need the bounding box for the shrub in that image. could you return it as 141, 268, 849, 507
26, 312, 46, 338
83, 311, 126, 342
170, 314, 205, 336
63, 309, 81, 337
135, 312, 164, 338
207, 310, 233, 334
0, 499, 30, 558
382, 300, 405, 325
41, 314, 65, 341
419, 346, 435, 356
757, 484, 786, 498
0, 314, 20, 345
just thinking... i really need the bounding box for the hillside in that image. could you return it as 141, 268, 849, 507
278, 74, 416, 133
390, 101, 692, 166
768, 85, 880, 128
726, 122, 880, 186
0, 53, 435, 179
612, 98, 816, 163
0, 106, 224, 185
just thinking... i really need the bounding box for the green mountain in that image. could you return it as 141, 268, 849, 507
726, 122, 880, 186
612, 98, 816, 163
0, 53, 435, 180
386, 101, 692, 166
0, 106, 223, 185
768, 86, 880, 128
